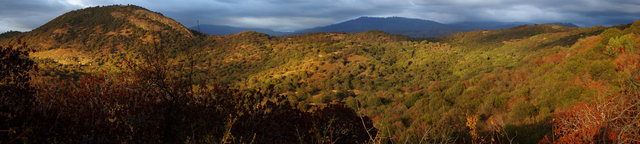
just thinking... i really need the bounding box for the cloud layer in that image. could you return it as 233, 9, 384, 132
1, 0, 639, 33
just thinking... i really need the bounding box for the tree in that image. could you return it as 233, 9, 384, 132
311, 102, 377, 144
0, 40, 36, 142
606, 34, 637, 56
600, 28, 622, 45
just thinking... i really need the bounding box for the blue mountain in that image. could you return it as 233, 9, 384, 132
192, 16, 579, 37
298, 17, 462, 37
190, 24, 289, 36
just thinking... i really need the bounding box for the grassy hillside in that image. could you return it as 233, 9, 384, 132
2, 5, 640, 143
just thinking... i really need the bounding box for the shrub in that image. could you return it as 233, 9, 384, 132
311, 102, 376, 144
404, 93, 424, 107
606, 34, 637, 56
367, 96, 383, 107
624, 20, 640, 34
508, 100, 537, 122
600, 28, 622, 45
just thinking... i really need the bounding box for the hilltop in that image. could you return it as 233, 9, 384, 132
18, 5, 193, 50
1, 5, 196, 67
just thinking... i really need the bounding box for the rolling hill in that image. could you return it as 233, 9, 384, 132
0, 5, 196, 69
189, 24, 289, 36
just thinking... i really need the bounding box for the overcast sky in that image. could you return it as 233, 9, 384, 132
1, 0, 640, 33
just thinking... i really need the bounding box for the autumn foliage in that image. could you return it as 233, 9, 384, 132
544, 54, 640, 143
547, 93, 640, 143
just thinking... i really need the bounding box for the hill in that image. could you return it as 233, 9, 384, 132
452, 21, 530, 30
2, 4, 640, 143
0, 31, 22, 39
170, 22, 640, 143
189, 24, 289, 36
1, 5, 376, 143
202, 22, 640, 143
544, 22, 580, 28
0, 5, 196, 69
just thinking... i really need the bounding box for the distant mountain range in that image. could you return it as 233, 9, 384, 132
191, 24, 289, 36
191, 16, 579, 37
297, 17, 456, 37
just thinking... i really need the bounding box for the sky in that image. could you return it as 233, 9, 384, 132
1, 0, 640, 33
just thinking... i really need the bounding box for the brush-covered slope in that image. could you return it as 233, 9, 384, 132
0, 5, 198, 77
193, 22, 640, 143
18, 5, 193, 50
1, 5, 194, 66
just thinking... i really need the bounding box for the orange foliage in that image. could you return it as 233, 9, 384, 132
466, 114, 480, 143
549, 92, 640, 143
536, 58, 545, 66
614, 54, 640, 72
536, 53, 565, 66
510, 71, 529, 86
572, 73, 610, 96
545, 53, 566, 65
463, 80, 472, 88
548, 53, 640, 143
578, 36, 602, 53
412, 85, 421, 92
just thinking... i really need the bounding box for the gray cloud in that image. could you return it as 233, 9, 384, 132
1, 0, 639, 33
0, 1, 77, 32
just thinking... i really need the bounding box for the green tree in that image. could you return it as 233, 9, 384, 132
606, 34, 637, 56
600, 28, 622, 45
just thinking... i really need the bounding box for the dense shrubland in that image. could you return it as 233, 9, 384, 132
0, 40, 375, 143
195, 21, 640, 143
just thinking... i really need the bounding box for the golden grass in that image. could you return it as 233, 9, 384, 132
31, 48, 92, 65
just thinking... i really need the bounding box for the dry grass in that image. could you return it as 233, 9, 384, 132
31, 48, 92, 65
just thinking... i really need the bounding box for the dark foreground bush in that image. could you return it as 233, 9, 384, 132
0, 41, 376, 143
